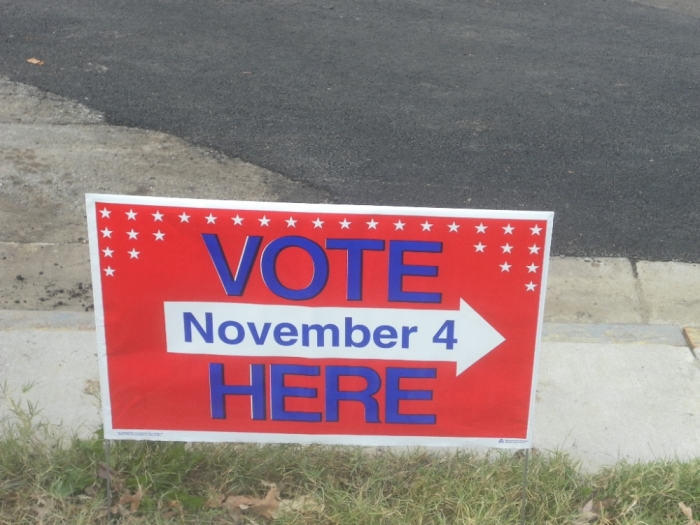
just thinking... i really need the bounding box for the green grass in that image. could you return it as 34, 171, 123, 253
1, 398, 699, 524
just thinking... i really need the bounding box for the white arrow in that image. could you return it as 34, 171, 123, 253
164, 299, 505, 375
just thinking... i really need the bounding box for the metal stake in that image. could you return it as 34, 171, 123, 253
105, 439, 111, 521
519, 448, 530, 525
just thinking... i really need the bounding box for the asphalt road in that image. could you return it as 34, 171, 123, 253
1, 0, 699, 261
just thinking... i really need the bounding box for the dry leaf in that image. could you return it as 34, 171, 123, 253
111, 503, 130, 516
249, 485, 281, 519
97, 462, 124, 492
119, 489, 144, 513
223, 494, 260, 510
27, 58, 45, 65
574, 498, 616, 524
221, 484, 282, 520
575, 499, 599, 524
33, 495, 53, 522
97, 461, 114, 480
679, 502, 700, 525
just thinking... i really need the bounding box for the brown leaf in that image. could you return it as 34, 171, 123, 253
679, 502, 700, 525
119, 489, 144, 513
98, 462, 124, 492
111, 503, 130, 516
221, 485, 281, 520
223, 494, 260, 510
33, 495, 53, 521
574, 498, 616, 524
249, 485, 281, 519
97, 462, 113, 480
27, 58, 45, 65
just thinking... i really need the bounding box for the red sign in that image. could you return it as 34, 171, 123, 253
87, 195, 552, 448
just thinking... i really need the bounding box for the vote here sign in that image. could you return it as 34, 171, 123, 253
86, 194, 553, 448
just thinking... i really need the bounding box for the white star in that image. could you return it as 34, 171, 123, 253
205, 214, 217, 224
104, 266, 115, 276
128, 248, 140, 259
102, 247, 114, 257
259, 216, 271, 227
232, 214, 244, 225
500, 262, 512, 272
474, 243, 486, 252
448, 222, 460, 232
101, 228, 112, 238
421, 221, 433, 231
394, 220, 405, 231
503, 224, 515, 234
529, 244, 541, 254
285, 217, 297, 227
501, 243, 513, 253
313, 218, 324, 228
154, 230, 165, 241
340, 219, 351, 229
152, 211, 164, 221
525, 281, 537, 291
126, 209, 137, 220
530, 225, 542, 235
127, 229, 139, 240
179, 212, 190, 223
527, 263, 539, 273
99, 208, 111, 218
366, 219, 379, 229
475, 223, 487, 233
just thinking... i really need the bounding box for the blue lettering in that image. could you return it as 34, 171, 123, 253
325, 366, 381, 423
302, 324, 340, 347
373, 325, 398, 348
248, 322, 271, 344
184, 312, 213, 343
270, 364, 322, 422
218, 320, 245, 345
388, 240, 442, 303
385, 367, 437, 424
261, 236, 329, 300
273, 323, 298, 346
344, 317, 370, 348
202, 234, 262, 296
209, 363, 266, 420
326, 239, 385, 301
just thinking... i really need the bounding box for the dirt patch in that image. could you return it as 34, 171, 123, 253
0, 78, 328, 311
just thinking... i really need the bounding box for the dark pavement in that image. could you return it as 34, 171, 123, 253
1, 0, 699, 261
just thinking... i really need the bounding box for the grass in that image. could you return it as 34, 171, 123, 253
1, 395, 700, 524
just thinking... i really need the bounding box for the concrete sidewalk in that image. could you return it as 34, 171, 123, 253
1, 77, 700, 470
2, 309, 699, 470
